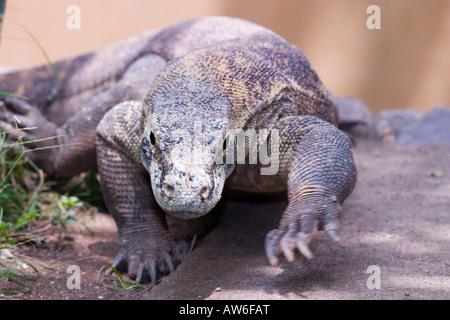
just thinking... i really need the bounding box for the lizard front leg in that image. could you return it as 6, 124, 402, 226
265, 116, 357, 265
96, 101, 188, 284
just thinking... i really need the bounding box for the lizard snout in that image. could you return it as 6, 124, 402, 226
152, 167, 221, 219
162, 183, 175, 198
162, 181, 211, 202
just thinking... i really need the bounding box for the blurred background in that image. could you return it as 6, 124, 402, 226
0, 0, 449, 114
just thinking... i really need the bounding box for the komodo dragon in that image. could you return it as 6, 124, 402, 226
0, 17, 357, 284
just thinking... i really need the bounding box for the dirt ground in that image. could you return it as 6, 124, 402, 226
1, 138, 449, 300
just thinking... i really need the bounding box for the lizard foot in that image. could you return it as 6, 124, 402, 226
264, 197, 342, 266
109, 232, 189, 285
0, 96, 58, 148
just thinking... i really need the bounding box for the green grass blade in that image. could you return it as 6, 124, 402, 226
97, 264, 127, 290
97, 264, 150, 291
0, 151, 24, 188
0, 91, 29, 100
9, 18, 61, 84
0, 0, 4, 45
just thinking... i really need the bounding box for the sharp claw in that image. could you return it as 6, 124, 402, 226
147, 260, 157, 285
109, 254, 126, 274
179, 249, 186, 261
265, 230, 280, 266
280, 235, 295, 262
105, 268, 114, 276
325, 228, 341, 245
296, 234, 313, 259
164, 255, 174, 273
265, 242, 279, 266
266, 248, 279, 267
111, 254, 123, 268
176, 241, 189, 261
136, 263, 145, 284
268, 257, 279, 266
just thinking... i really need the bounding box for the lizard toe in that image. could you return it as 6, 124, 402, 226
280, 232, 296, 262
109, 253, 127, 274
295, 232, 313, 259
111, 237, 189, 285
265, 228, 314, 265
265, 229, 282, 266
174, 241, 189, 261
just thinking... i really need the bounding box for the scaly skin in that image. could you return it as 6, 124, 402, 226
1, 17, 357, 284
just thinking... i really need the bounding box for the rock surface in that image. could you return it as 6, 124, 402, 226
334, 95, 450, 146
373, 105, 450, 146
395, 106, 450, 146
333, 95, 375, 138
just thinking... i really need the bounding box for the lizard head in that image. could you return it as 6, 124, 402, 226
141, 68, 234, 219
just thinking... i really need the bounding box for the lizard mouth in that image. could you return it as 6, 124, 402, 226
166, 210, 208, 219
163, 209, 209, 220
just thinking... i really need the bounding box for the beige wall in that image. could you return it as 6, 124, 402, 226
1, 0, 449, 114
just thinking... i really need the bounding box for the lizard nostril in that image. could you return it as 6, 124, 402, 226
199, 186, 210, 201
163, 183, 175, 198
